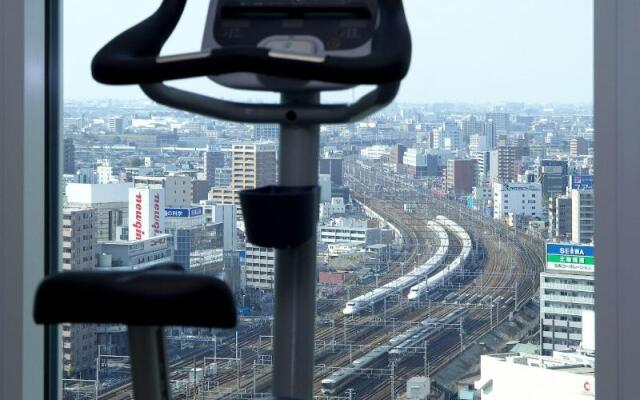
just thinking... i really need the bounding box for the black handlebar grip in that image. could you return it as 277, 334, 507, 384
92, 0, 411, 86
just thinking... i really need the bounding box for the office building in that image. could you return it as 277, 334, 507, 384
548, 194, 572, 241
99, 234, 173, 270
360, 144, 390, 160
320, 197, 347, 220
254, 124, 279, 141
462, 115, 483, 137
540, 243, 595, 355
209, 143, 277, 210
491, 145, 529, 182
215, 166, 232, 187
211, 203, 238, 251
320, 157, 344, 185
62, 207, 98, 378
134, 175, 192, 208
166, 220, 223, 272
471, 151, 492, 185
319, 218, 383, 246
63, 138, 75, 174
570, 137, 589, 157
538, 160, 569, 200
204, 150, 225, 187
389, 144, 408, 165
244, 243, 276, 290
442, 120, 462, 151
66, 183, 132, 241
492, 182, 542, 220
446, 159, 477, 196
107, 117, 125, 133
192, 180, 210, 203
486, 112, 510, 134
571, 189, 594, 244
403, 148, 439, 177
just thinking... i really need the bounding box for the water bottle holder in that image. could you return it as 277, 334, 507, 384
239, 185, 319, 249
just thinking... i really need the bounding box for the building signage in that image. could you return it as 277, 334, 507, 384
165, 207, 204, 218
189, 207, 203, 217
546, 243, 594, 273
129, 187, 165, 241
502, 182, 541, 191
570, 175, 593, 190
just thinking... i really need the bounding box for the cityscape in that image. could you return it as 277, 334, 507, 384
61, 99, 595, 399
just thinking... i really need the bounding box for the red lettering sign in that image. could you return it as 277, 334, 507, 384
132, 192, 145, 240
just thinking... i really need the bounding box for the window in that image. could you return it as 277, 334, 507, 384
53, 1, 596, 399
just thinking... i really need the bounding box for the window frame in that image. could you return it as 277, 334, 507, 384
1, 0, 636, 398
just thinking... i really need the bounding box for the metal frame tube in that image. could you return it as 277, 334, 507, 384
272, 92, 320, 399
127, 326, 172, 400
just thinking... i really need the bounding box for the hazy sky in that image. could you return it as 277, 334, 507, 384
64, 0, 593, 104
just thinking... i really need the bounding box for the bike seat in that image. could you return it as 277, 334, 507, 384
33, 263, 236, 328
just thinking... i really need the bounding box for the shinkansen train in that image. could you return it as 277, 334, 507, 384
407, 216, 472, 300
342, 220, 449, 315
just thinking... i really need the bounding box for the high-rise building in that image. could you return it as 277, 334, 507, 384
484, 119, 497, 150
570, 137, 589, 156
215, 167, 232, 187
63, 138, 76, 175
165, 208, 222, 271
538, 160, 569, 200
212, 203, 238, 252
548, 194, 572, 241
107, 117, 125, 134
486, 112, 510, 134
389, 144, 407, 165
319, 157, 344, 186
209, 143, 277, 209
204, 150, 225, 187
540, 243, 595, 355
462, 115, 483, 137
445, 159, 477, 196
571, 189, 594, 244
244, 243, 276, 290
442, 120, 462, 151
62, 207, 98, 378
192, 180, 210, 203
491, 145, 529, 182
470, 151, 492, 185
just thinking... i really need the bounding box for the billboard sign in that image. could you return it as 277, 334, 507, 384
546, 243, 594, 273
129, 187, 165, 241
570, 175, 593, 190
165, 207, 204, 218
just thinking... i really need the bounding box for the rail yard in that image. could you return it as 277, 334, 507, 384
97, 158, 544, 400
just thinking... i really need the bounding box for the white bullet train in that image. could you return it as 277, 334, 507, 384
321, 308, 468, 395
407, 216, 472, 300
342, 220, 449, 315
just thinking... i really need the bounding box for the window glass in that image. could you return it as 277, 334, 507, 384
61, 1, 593, 398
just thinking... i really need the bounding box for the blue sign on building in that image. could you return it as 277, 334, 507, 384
165, 208, 188, 218
570, 175, 593, 190
165, 207, 204, 218
546, 243, 594, 257
189, 207, 203, 217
